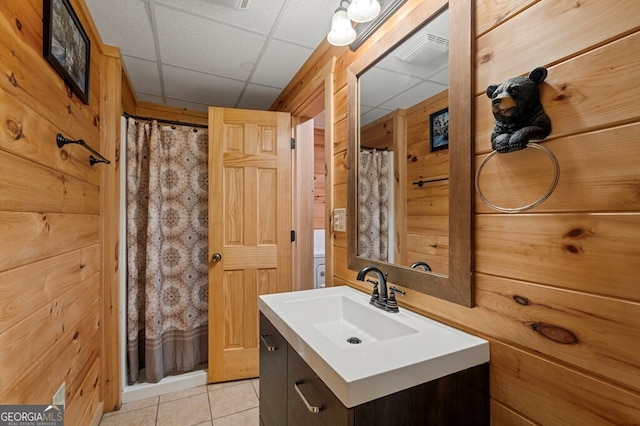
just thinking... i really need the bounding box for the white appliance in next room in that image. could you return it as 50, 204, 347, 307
313, 229, 326, 289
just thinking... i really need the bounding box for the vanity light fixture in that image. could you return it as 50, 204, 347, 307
347, 0, 381, 23
327, 0, 381, 46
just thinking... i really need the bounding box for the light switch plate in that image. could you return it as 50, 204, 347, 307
333, 208, 346, 232
53, 382, 65, 407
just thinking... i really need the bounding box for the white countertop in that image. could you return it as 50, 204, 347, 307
259, 286, 489, 408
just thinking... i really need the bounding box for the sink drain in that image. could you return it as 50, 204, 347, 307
346, 337, 362, 344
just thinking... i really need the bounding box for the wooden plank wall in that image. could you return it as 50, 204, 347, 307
0, 0, 106, 423
272, 0, 640, 423
405, 90, 449, 272
313, 127, 325, 229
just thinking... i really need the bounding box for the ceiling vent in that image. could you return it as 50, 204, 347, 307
394, 30, 449, 65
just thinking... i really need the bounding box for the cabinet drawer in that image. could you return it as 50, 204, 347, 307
288, 345, 353, 426
259, 313, 288, 426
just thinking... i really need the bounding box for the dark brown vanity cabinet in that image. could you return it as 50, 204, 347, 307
260, 313, 489, 426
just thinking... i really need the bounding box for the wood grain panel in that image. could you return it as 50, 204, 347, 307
0, 150, 99, 214
0, 273, 99, 395
136, 101, 207, 125
476, 123, 640, 213
361, 115, 394, 149
0, 89, 100, 186
475, 1, 640, 91
0, 212, 99, 272
490, 341, 640, 425
258, 168, 277, 244
476, 213, 640, 300
0, 0, 103, 420
224, 167, 244, 245
489, 400, 535, 426
476, 273, 640, 392
0, 1, 99, 144
476, 26, 640, 153
0, 300, 100, 404
475, 0, 535, 37
314, 127, 326, 229
0, 245, 99, 334
99, 51, 122, 412
222, 247, 277, 270
65, 357, 101, 426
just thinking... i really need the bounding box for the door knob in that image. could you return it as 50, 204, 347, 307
211, 252, 222, 262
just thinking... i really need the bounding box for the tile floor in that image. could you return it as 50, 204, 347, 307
100, 379, 259, 426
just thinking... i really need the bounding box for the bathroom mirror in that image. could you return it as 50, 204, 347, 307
347, 0, 474, 306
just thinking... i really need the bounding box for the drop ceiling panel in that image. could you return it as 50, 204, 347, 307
361, 107, 394, 127
156, 0, 286, 35
360, 67, 422, 107
379, 80, 447, 112
251, 39, 313, 88
162, 65, 245, 107
273, 0, 334, 48
137, 93, 165, 105
155, 4, 266, 79
165, 97, 209, 113
86, 0, 156, 61
122, 56, 162, 97
237, 84, 284, 111
86, 0, 450, 113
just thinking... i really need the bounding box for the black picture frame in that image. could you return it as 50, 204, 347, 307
429, 107, 449, 152
43, 0, 90, 104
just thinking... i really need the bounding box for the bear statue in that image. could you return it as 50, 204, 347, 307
487, 67, 551, 153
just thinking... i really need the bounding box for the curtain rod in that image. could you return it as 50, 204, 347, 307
360, 146, 389, 151
123, 112, 208, 129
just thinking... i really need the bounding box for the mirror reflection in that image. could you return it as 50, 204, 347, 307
357, 8, 449, 275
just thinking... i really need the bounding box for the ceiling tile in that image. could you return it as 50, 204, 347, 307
273, 0, 334, 48
155, 0, 286, 35
122, 56, 163, 96
86, 0, 156, 61
137, 93, 165, 104
361, 107, 394, 127
237, 84, 283, 111
164, 97, 209, 113
155, 4, 267, 79
380, 80, 447, 111
162, 65, 245, 107
251, 40, 313, 88
360, 67, 422, 107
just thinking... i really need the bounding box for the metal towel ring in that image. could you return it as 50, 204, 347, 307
475, 142, 560, 213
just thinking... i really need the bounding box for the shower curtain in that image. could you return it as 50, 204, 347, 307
358, 149, 390, 261
126, 118, 209, 384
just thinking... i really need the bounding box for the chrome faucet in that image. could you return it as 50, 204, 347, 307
410, 261, 432, 271
356, 266, 400, 311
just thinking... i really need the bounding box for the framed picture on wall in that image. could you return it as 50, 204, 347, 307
43, 0, 90, 104
429, 107, 449, 152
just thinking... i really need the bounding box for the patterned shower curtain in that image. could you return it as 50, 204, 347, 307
358, 149, 390, 261
126, 118, 209, 384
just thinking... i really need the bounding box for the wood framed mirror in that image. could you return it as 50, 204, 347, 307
347, 0, 474, 306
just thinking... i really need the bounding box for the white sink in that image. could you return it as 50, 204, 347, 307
285, 294, 418, 349
259, 286, 489, 408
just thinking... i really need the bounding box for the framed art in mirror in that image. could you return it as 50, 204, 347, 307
430, 107, 449, 152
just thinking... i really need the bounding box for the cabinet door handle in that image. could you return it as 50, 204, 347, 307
294, 380, 322, 413
260, 333, 277, 351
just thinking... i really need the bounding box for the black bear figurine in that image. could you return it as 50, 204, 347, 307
487, 67, 551, 153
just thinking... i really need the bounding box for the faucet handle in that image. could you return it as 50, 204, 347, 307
385, 286, 406, 313
389, 286, 406, 296
368, 280, 379, 304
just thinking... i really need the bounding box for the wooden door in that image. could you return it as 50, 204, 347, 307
208, 107, 292, 383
